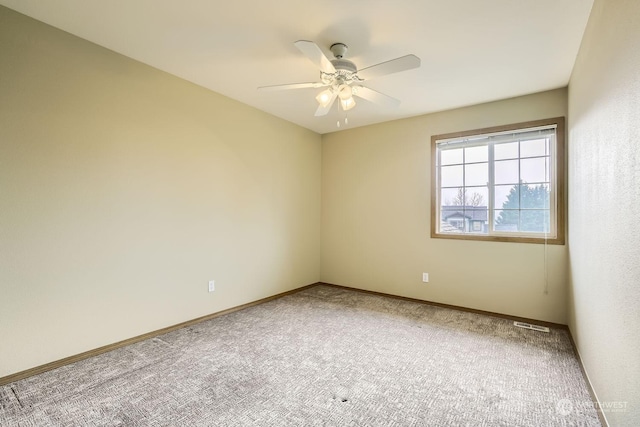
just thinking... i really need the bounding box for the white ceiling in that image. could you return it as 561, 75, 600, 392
1, 0, 593, 134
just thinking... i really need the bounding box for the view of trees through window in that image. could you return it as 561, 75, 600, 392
448, 187, 485, 207
443, 183, 550, 234
495, 183, 550, 233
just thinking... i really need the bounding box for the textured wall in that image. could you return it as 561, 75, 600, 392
567, 0, 640, 425
322, 89, 568, 324
0, 7, 321, 377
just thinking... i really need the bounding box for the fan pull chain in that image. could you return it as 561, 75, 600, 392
336, 108, 349, 128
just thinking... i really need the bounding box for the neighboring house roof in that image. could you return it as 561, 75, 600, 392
442, 206, 488, 221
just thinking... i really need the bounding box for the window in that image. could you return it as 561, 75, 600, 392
431, 117, 565, 244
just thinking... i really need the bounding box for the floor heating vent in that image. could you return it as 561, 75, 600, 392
513, 321, 550, 333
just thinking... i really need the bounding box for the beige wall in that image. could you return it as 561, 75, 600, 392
568, 0, 640, 425
0, 7, 321, 377
322, 89, 568, 324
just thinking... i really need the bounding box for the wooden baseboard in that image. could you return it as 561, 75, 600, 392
318, 281, 567, 329
0, 282, 319, 386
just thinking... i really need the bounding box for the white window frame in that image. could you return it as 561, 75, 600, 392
431, 117, 565, 245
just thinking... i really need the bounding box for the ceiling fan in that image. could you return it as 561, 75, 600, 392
258, 40, 421, 119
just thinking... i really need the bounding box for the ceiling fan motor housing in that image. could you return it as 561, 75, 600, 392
331, 58, 357, 74
328, 42, 357, 77
330, 42, 348, 58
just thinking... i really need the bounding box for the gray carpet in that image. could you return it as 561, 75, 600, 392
1, 285, 601, 426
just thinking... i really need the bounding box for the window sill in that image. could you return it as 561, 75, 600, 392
430, 231, 565, 245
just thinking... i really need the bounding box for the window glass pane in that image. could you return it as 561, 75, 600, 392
520, 138, 548, 158
494, 159, 519, 185
440, 148, 463, 165
465, 145, 488, 163
441, 187, 462, 207
494, 210, 519, 232
520, 157, 548, 184
464, 186, 488, 208
521, 184, 550, 209
520, 210, 550, 233
441, 187, 488, 207
495, 184, 519, 210
494, 142, 518, 160
440, 165, 463, 187
464, 163, 488, 186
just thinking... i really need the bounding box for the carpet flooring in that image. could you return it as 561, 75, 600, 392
0, 285, 601, 426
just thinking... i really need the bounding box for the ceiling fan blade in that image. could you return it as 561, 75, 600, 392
353, 86, 401, 108
357, 54, 421, 81
294, 40, 336, 74
314, 92, 338, 116
258, 82, 326, 91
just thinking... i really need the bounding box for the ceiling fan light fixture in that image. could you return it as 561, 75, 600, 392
338, 84, 352, 100
315, 89, 333, 107
340, 96, 356, 111
337, 84, 355, 111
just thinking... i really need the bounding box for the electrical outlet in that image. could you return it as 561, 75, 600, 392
422, 273, 429, 283
208, 280, 215, 292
